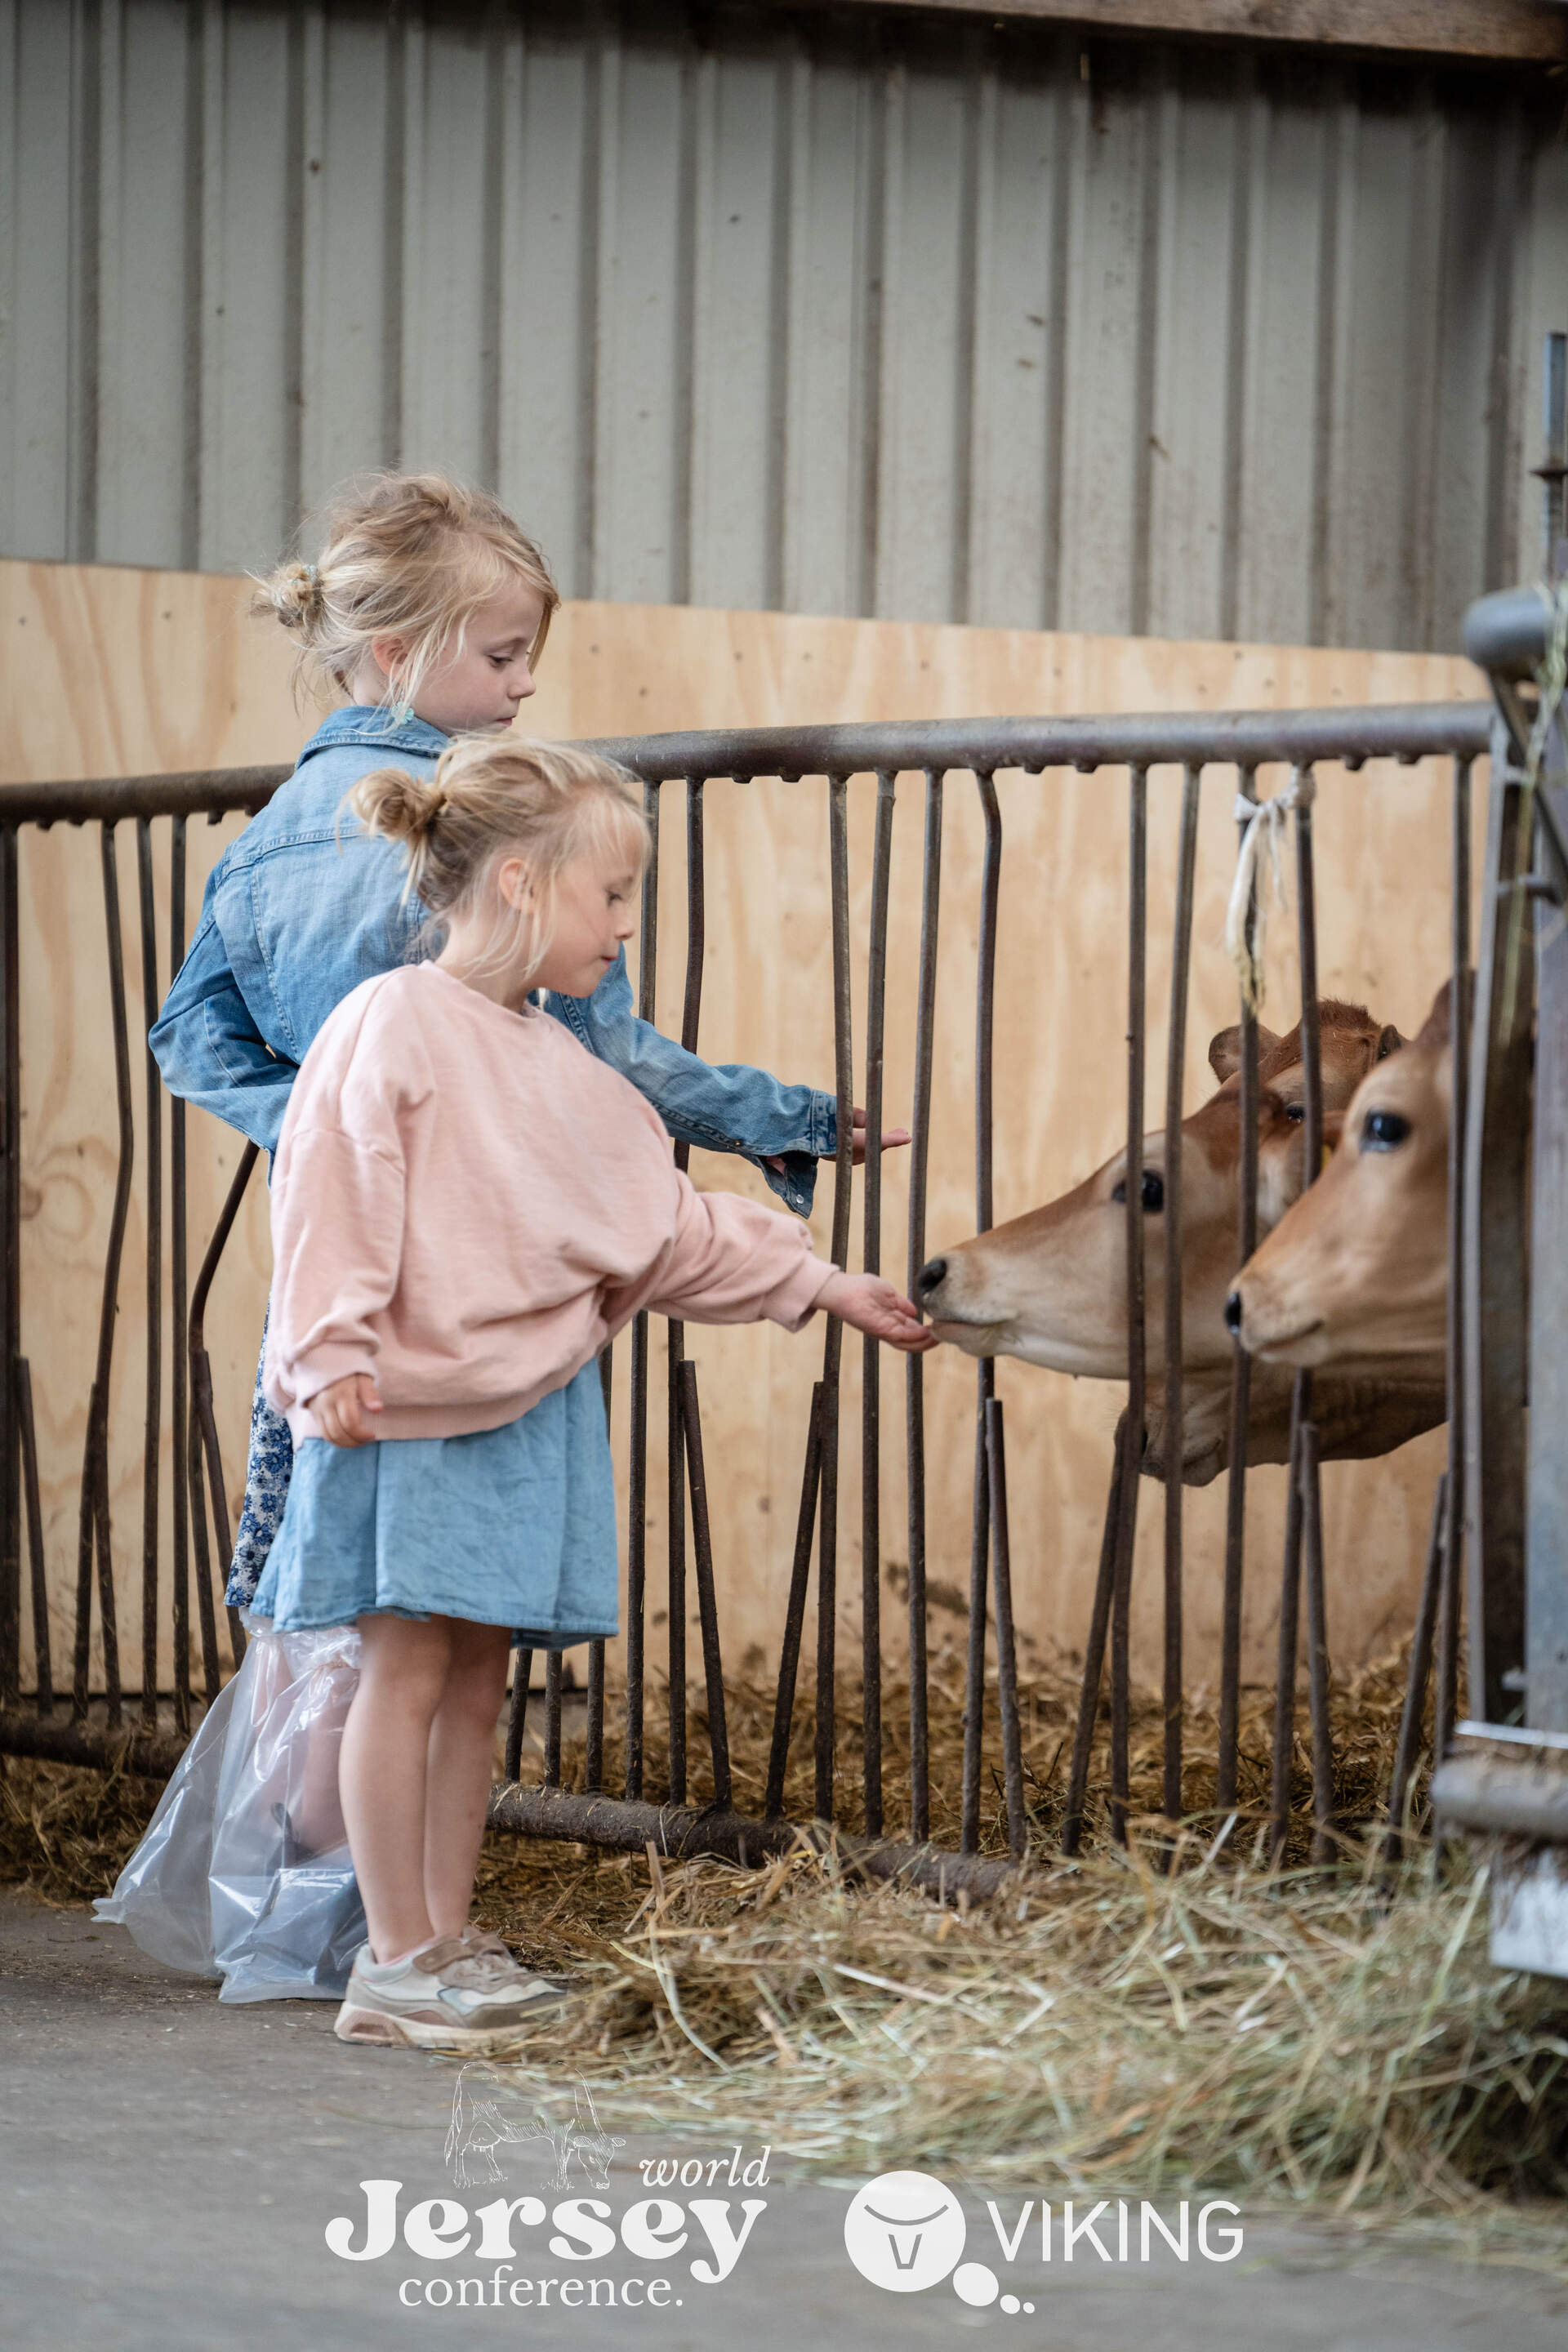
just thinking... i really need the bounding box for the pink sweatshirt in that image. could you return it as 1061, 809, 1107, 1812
263, 962, 836, 1444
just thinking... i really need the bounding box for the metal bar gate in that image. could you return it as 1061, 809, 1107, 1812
0, 703, 1490, 1894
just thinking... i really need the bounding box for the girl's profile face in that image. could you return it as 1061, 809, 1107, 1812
516, 849, 640, 1001
379, 578, 548, 733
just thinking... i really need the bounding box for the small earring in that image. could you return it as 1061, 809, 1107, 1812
390, 695, 415, 727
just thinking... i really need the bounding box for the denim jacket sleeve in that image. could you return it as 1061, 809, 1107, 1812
546, 950, 837, 1219
148, 889, 297, 1156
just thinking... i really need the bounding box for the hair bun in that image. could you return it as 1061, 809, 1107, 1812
349, 767, 448, 846
258, 559, 324, 632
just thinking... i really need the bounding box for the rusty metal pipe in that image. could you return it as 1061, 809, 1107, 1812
1110, 771, 1148, 1847
1162, 765, 1200, 1824
860, 772, 896, 1837
817, 777, 854, 1825
904, 771, 943, 1842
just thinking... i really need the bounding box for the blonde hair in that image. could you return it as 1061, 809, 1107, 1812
350, 736, 648, 982
255, 471, 559, 709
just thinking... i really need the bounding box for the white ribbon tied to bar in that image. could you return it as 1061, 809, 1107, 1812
1225, 770, 1315, 1014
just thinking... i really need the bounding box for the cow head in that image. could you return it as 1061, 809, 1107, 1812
915, 1000, 1402, 1378
1227, 981, 1455, 1371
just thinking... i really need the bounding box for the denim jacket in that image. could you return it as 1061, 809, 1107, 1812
149, 706, 835, 1217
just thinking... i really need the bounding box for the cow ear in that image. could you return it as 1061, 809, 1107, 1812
1209, 1021, 1281, 1080
1375, 1023, 1405, 1061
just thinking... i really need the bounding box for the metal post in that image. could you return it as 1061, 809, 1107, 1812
861, 771, 896, 1835
961, 772, 1002, 1855
904, 770, 943, 1841
1110, 770, 1148, 1846
136, 822, 161, 1726
1216, 768, 1259, 1811
170, 819, 190, 1733
1161, 765, 1200, 1824
816, 777, 854, 1824
623, 782, 661, 1802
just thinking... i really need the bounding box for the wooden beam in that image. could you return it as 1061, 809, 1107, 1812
764, 0, 1568, 65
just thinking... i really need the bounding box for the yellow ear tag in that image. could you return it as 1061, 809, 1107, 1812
1321, 1143, 1334, 1174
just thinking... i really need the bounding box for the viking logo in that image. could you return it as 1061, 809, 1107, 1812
842, 2171, 966, 2293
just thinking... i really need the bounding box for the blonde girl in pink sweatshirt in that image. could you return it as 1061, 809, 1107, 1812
251, 734, 930, 2052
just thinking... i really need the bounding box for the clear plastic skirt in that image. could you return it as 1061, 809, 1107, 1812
93, 1611, 366, 2002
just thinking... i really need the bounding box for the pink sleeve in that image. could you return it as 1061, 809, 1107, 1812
263, 1129, 405, 1412
614, 1170, 836, 1334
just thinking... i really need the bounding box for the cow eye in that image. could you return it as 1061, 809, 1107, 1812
1361, 1109, 1410, 1152
1284, 1103, 1304, 1125
1111, 1173, 1165, 1210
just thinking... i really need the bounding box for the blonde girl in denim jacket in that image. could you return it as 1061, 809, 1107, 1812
151, 472, 906, 1619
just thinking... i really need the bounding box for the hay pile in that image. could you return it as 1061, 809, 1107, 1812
472, 1835, 1568, 2266
8, 1644, 1566, 2261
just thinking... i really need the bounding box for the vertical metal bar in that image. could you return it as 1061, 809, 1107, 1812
905, 770, 943, 1842
1217, 769, 1259, 1810
136, 821, 161, 1726
187, 1408, 220, 1706
170, 818, 190, 1734
1161, 764, 1200, 1825
0, 826, 18, 1712
83, 824, 132, 1727
985, 1398, 1026, 1859
623, 783, 660, 1802
1301, 1422, 1334, 1861
1463, 728, 1530, 1727
585, 1639, 604, 1794
544, 1651, 562, 1788
1388, 1472, 1446, 1851
1110, 769, 1148, 1847
1271, 773, 1325, 1862
817, 776, 854, 1825
666, 777, 706, 1805
764, 1382, 825, 1818
196, 1382, 245, 1672
1269, 1408, 1307, 1862
1060, 1435, 1126, 1856
679, 1359, 732, 1811
961, 771, 1002, 1856
16, 1361, 51, 1715
1294, 775, 1332, 1847
1437, 763, 1471, 1753
188, 1142, 259, 1699
505, 1650, 532, 1782
586, 1345, 610, 1793
860, 771, 895, 1837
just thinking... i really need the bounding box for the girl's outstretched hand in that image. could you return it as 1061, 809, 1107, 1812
764, 1108, 911, 1178
817, 1272, 934, 1352
847, 1107, 911, 1165
313, 1371, 384, 1446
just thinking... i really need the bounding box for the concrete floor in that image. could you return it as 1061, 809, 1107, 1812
3, 1886, 1567, 2352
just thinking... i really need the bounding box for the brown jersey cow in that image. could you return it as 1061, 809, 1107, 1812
916, 1000, 1446, 1483
1228, 980, 1454, 1379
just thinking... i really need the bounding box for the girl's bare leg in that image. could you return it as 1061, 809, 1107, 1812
338, 1614, 453, 1962
422, 1619, 512, 1940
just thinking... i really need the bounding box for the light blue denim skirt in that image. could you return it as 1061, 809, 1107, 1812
249, 1360, 617, 1647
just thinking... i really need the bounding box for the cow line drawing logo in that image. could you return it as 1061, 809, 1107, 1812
843, 2172, 967, 2294
446, 2067, 626, 2191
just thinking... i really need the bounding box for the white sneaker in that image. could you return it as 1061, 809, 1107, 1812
334, 1934, 569, 2052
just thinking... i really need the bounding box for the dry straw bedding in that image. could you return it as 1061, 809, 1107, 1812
5, 1647, 1568, 2266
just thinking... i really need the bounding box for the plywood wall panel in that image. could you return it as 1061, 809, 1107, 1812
0, 559, 1480, 1722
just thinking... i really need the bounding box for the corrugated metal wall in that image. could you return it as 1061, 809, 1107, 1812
2, 0, 1561, 649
